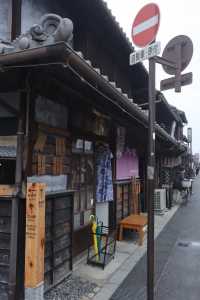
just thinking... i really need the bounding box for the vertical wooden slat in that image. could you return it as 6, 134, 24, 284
128, 183, 131, 215
70, 194, 74, 270
50, 198, 55, 285
56, 137, 66, 156
37, 154, 46, 176
44, 193, 73, 289
122, 185, 124, 219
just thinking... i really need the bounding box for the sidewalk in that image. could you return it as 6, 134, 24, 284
111, 177, 200, 300
73, 205, 179, 300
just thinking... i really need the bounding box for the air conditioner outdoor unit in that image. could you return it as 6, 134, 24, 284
154, 189, 166, 214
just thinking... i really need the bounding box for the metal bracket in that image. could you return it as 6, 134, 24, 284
153, 56, 177, 69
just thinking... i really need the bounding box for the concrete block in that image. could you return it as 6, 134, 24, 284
25, 282, 44, 300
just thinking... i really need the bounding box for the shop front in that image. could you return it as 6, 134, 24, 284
68, 107, 115, 257
0, 11, 184, 299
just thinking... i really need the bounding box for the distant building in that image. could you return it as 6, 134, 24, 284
193, 153, 200, 166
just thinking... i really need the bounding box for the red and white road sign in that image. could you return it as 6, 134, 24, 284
132, 3, 160, 48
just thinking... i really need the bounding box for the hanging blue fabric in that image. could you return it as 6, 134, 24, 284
96, 145, 113, 202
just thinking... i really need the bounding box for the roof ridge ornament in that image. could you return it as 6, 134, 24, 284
0, 14, 73, 54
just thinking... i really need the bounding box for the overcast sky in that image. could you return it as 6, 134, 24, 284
105, 0, 199, 154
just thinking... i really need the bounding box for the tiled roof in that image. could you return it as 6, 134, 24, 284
0, 146, 16, 158
157, 92, 183, 123
0, 40, 178, 147
170, 105, 188, 124
100, 0, 134, 50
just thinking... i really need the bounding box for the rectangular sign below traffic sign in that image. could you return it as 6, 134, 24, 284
129, 41, 161, 66
160, 72, 193, 91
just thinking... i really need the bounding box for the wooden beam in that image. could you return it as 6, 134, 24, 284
25, 183, 46, 288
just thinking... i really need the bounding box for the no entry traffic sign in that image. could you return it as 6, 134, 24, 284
132, 3, 160, 48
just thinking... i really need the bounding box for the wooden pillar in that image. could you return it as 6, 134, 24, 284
8, 93, 25, 300
25, 183, 46, 300
24, 89, 36, 177
10, 0, 22, 40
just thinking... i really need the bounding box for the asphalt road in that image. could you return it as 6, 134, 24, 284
111, 176, 200, 300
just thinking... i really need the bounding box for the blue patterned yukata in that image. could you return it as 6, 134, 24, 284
96, 145, 113, 202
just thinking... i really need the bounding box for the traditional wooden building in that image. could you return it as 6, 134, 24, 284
141, 91, 188, 209
0, 1, 188, 299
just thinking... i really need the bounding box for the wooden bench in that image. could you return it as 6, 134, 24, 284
118, 214, 147, 246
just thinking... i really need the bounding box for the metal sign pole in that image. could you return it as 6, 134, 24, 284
131, 6, 193, 300
147, 56, 156, 300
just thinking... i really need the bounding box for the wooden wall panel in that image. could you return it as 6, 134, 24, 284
32, 125, 71, 179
